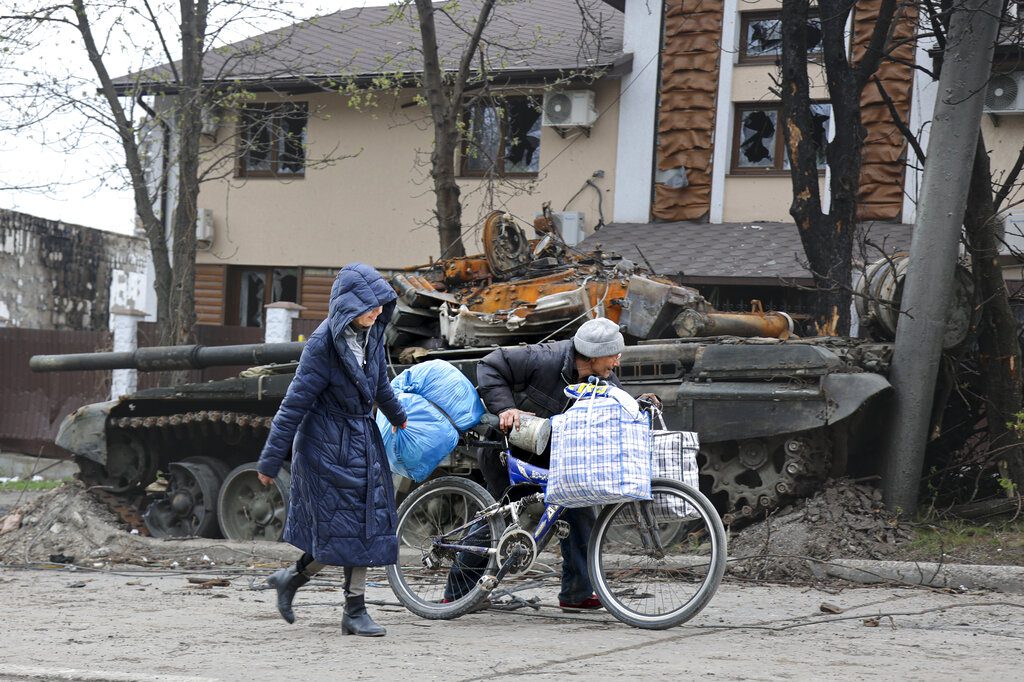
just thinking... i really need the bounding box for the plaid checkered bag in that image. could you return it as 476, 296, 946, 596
651, 409, 700, 517
547, 382, 653, 508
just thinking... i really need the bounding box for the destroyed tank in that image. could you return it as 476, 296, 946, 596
29, 211, 905, 537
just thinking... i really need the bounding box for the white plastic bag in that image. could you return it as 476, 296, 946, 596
547, 382, 652, 508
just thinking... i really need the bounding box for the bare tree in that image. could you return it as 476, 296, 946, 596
1, 0, 305, 349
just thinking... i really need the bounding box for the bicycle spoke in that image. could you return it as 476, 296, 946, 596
590, 480, 726, 629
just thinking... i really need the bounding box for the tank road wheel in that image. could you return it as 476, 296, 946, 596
217, 462, 291, 541
143, 457, 231, 538
701, 429, 831, 520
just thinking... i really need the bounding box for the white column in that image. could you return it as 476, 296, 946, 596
264, 302, 305, 343
709, 0, 739, 224
110, 306, 147, 399
613, 0, 665, 223
902, 33, 939, 224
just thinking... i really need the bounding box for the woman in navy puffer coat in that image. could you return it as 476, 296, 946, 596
257, 263, 407, 637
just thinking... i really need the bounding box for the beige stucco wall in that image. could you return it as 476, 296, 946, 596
722, 3, 830, 223
196, 80, 619, 269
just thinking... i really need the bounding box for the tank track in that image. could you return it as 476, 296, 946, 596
76, 462, 151, 536
80, 411, 273, 536
111, 411, 273, 432
701, 429, 832, 524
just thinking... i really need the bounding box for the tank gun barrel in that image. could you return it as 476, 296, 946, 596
30, 342, 305, 373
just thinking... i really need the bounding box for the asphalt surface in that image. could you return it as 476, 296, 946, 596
0, 565, 1022, 681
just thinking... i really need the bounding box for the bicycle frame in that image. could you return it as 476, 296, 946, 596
429, 452, 567, 564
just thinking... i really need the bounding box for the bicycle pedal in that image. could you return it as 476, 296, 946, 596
554, 520, 570, 540
477, 575, 499, 592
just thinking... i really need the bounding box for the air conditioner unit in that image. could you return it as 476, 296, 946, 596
541, 90, 597, 128
200, 106, 222, 137
535, 211, 585, 246
984, 73, 1024, 113
999, 211, 1024, 257
196, 208, 214, 249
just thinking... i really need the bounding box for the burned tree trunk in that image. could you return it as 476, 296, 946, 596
779, 0, 895, 335
964, 133, 1024, 491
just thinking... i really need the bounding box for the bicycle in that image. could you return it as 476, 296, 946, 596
386, 412, 727, 630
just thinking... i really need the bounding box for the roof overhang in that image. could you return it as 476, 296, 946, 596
113, 53, 634, 97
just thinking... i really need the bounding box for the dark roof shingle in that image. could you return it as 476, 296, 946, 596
114, 0, 625, 92
581, 220, 914, 282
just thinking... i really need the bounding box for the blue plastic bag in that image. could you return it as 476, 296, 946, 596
390, 359, 484, 430
376, 392, 460, 482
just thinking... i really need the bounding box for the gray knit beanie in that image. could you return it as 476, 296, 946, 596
573, 317, 624, 358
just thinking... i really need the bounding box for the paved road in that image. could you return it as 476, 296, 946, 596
0, 565, 1021, 681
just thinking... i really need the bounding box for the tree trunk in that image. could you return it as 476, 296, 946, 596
415, 0, 467, 258
964, 133, 1024, 491
780, 0, 863, 335
432, 116, 466, 258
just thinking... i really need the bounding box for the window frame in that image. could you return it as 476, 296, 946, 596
459, 94, 542, 179
225, 265, 301, 327
738, 10, 823, 65
236, 102, 308, 179
730, 102, 831, 175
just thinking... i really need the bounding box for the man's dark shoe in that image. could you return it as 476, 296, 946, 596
342, 595, 386, 637
558, 594, 603, 612
266, 565, 310, 624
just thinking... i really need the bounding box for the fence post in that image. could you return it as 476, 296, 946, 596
110, 306, 147, 399
264, 302, 306, 343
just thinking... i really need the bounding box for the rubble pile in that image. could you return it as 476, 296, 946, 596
729, 478, 911, 582
0, 481, 129, 565
0, 481, 298, 566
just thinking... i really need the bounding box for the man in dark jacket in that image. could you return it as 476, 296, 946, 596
475, 317, 658, 611
257, 263, 407, 637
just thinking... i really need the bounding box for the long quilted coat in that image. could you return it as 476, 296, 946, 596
257, 264, 407, 567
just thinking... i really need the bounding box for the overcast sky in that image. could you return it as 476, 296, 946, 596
0, 0, 371, 235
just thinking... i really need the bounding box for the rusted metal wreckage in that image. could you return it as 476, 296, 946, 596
389, 210, 794, 354
30, 210, 901, 539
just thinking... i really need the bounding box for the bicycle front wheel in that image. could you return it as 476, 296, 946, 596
386, 476, 506, 619
589, 478, 727, 630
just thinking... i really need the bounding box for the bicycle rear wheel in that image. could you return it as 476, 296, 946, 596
386, 476, 506, 619
589, 478, 727, 630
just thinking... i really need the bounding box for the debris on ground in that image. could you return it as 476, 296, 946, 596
0, 480, 299, 567
729, 478, 911, 582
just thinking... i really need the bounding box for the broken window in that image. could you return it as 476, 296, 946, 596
739, 11, 822, 62
461, 96, 542, 176
228, 266, 299, 327
237, 103, 308, 177
732, 103, 831, 173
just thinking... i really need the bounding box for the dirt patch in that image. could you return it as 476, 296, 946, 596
729, 478, 1024, 581
0, 480, 299, 568
729, 478, 910, 581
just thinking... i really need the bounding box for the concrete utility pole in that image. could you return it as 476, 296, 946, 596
881, 0, 1003, 516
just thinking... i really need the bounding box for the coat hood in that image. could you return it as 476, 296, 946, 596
328, 263, 397, 349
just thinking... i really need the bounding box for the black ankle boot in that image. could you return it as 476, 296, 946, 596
266, 565, 310, 624
341, 595, 386, 637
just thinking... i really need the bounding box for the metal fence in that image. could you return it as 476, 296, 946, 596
0, 327, 111, 458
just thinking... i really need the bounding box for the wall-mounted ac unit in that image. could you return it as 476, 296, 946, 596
535, 211, 585, 246
200, 106, 222, 137
999, 211, 1024, 257
196, 208, 214, 249
984, 73, 1024, 113
541, 90, 597, 128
